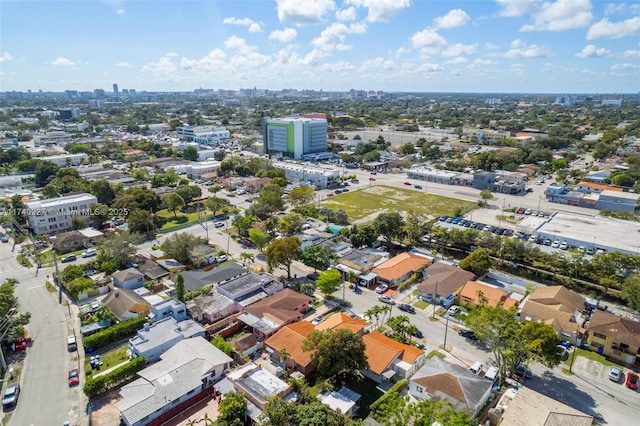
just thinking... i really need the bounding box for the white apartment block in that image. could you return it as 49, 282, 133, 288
272, 161, 340, 189
26, 193, 98, 235
187, 162, 220, 178
39, 153, 88, 167
177, 125, 230, 142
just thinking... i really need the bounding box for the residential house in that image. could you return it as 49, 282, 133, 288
135, 259, 169, 285
458, 281, 519, 310
245, 177, 272, 193
264, 321, 316, 375
520, 286, 588, 344
371, 252, 432, 288
361, 331, 425, 384
181, 262, 248, 292
337, 248, 389, 287
217, 272, 283, 306
102, 288, 151, 321
409, 357, 492, 418
129, 316, 206, 363
112, 268, 145, 290
214, 363, 294, 422
318, 387, 362, 418
156, 258, 186, 278
116, 337, 233, 426
495, 387, 593, 426
238, 289, 311, 340
417, 262, 476, 305
50, 230, 88, 254
586, 310, 640, 366
186, 292, 242, 325
315, 313, 367, 335
149, 298, 187, 322
190, 244, 219, 268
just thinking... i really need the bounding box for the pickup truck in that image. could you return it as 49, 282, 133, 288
67, 335, 77, 352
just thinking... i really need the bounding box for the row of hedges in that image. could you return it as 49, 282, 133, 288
83, 316, 147, 351
83, 356, 147, 398
369, 378, 408, 422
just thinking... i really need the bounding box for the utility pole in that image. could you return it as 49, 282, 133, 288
432, 281, 438, 319
443, 309, 450, 352
53, 252, 62, 304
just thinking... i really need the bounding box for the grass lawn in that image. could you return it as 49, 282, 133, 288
320, 185, 476, 221
563, 348, 621, 368
155, 208, 213, 231
427, 350, 445, 359
413, 300, 429, 310
347, 377, 383, 418
85, 345, 129, 376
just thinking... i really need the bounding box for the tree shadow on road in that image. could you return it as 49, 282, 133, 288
527, 370, 604, 422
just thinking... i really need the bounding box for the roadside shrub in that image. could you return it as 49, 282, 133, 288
83, 316, 147, 351
83, 356, 146, 398
370, 379, 408, 422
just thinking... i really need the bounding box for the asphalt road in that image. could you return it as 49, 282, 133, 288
0, 242, 88, 426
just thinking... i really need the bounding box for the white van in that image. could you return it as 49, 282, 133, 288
484, 366, 499, 383
469, 362, 483, 375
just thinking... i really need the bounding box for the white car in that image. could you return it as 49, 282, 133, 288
214, 221, 225, 228
81, 248, 97, 258
528, 235, 537, 243
215, 255, 228, 263
609, 366, 622, 382
375, 284, 389, 294
311, 315, 324, 326
551, 240, 561, 248
559, 241, 569, 250
448, 305, 461, 316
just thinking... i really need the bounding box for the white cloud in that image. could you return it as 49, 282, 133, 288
411, 29, 447, 49
312, 22, 367, 52
484, 42, 499, 50
223, 17, 263, 33
604, 3, 626, 16
623, 49, 640, 60
181, 49, 226, 71
495, 0, 540, 17
52, 57, 75, 66
347, 0, 412, 23
467, 58, 499, 68
442, 43, 477, 57
434, 9, 471, 29
445, 57, 468, 64
575, 44, 610, 58
115, 61, 134, 68
276, 0, 335, 25
116, 9, 125, 15
611, 63, 638, 70
358, 57, 395, 72
141, 54, 177, 74
415, 62, 444, 73
0, 52, 12, 63
336, 7, 357, 21
165, 52, 178, 57
587, 17, 640, 39
519, 0, 592, 31
504, 39, 552, 58
269, 28, 298, 43
320, 61, 355, 71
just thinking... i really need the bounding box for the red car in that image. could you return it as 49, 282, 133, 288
13, 337, 32, 351
68, 368, 79, 386
626, 372, 639, 390
326, 193, 334, 197
404, 181, 412, 185
368, 177, 376, 181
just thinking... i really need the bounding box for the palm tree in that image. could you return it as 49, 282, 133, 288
279, 348, 290, 366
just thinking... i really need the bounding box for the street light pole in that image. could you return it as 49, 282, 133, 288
569, 324, 579, 373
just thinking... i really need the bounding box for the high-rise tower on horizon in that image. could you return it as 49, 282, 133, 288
113, 83, 119, 94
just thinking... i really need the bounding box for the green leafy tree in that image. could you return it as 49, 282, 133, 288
89, 179, 116, 205
175, 185, 202, 205
127, 209, 155, 234
175, 274, 185, 302
459, 247, 492, 277
479, 188, 493, 206
217, 391, 247, 426
90, 203, 110, 229
387, 315, 411, 341
162, 193, 185, 217
621, 274, 640, 311
182, 146, 199, 161
300, 245, 335, 271
232, 214, 258, 237
264, 237, 302, 279
205, 196, 227, 216
277, 213, 304, 235
99, 231, 144, 269
302, 329, 368, 381
287, 186, 315, 208
211, 335, 234, 357
34, 161, 59, 187
160, 232, 207, 267
61, 264, 84, 282
256, 183, 285, 215
0, 279, 31, 340
315, 268, 341, 296
373, 211, 406, 244
71, 216, 85, 230
404, 210, 429, 247
248, 229, 271, 252
399, 142, 416, 154
348, 223, 379, 248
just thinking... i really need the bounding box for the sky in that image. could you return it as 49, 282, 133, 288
0, 0, 639, 94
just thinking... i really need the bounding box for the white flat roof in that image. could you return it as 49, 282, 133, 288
26, 193, 96, 209
536, 212, 640, 254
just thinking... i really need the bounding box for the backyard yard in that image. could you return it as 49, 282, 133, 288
320, 185, 476, 222
85, 345, 130, 377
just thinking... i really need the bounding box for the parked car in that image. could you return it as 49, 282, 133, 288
13, 337, 32, 351
375, 284, 389, 294
414, 185, 423, 189
626, 372, 639, 390
513, 363, 534, 379
326, 192, 334, 197
528, 235, 538, 243
68, 368, 79, 387
311, 315, 324, 326
398, 304, 415, 314
378, 295, 395, 305
609, 366, 622, 382
411, 328, 423, 338
404, 181, 412, 185
2, 384, 19, 409
448, 305, 460, 316
214, 221, 225, 228
439, 215, 448, 222
551, 240, 561, 248
0, 235, 8, 243
458, 329, 477, 340
559, 241, 569, 250
215, 255, 228, 263
516, 207, 526, 214
81, 248, 97, 258
61, 255, 77, 263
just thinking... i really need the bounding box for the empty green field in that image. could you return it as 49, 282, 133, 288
320, 185, 476, 222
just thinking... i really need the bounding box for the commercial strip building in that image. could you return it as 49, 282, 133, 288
545, 182, 639, 213
176, 125, 230, 143
406, 166, 526, 194
272, 161, 340, 189
262, 117, 328, 159
26, 193, 98, 234
526, 211, 640, 255
39, 153, 88, 167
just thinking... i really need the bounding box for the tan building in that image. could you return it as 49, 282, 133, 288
458, 281, 519, 310
586, 310, 640, 367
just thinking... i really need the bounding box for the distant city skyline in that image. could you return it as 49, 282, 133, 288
1, 1, 638, 94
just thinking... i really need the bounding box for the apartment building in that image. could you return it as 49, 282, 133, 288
39, 153, 88, 167
176, 125, 230, 143
26, 193, 98, 234
272, 161, 340, 189
262, 117, 328, 159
